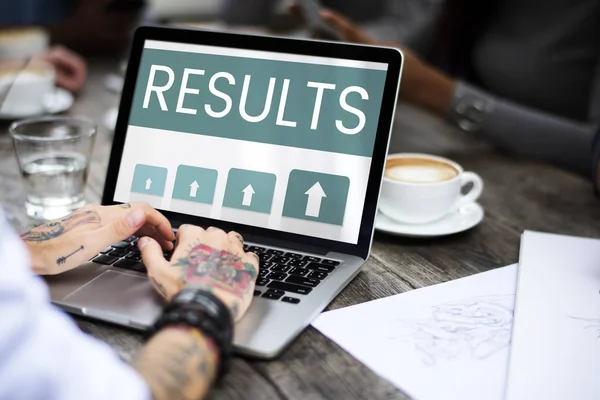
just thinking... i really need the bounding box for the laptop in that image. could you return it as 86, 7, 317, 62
45, 26, 402, 358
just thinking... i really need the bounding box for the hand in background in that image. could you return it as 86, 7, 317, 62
140, 225, 259, 322
41, 45, 87, 92
292, 5, 456, 115
20, 203, 174, 275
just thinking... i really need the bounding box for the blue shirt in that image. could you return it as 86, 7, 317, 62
0, 0, 75, 25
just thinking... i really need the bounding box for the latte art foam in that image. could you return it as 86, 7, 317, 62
385, 157, 459, 183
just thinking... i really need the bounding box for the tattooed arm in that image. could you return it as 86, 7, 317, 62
132, 326, 219, 400
20, 203, 174, 275
133, 225, 259, 399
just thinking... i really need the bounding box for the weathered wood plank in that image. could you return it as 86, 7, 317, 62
76, 318, 144, 360
210, 360, 285, 400
247, 256, 416, 400
456, 154, 600, 238
254, 328, 410, 400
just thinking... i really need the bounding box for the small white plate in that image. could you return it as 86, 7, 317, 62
0, 87, 74, 120
104, 73, 124, 93
375, 202, 484, 238
103, 107, 118, 131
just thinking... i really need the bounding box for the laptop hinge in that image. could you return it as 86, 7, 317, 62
245, 234, 330, 256
169, 220, 331, 256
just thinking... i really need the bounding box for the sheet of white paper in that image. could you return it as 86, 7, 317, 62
506, 232, 600, 400
312, 265, 518, 400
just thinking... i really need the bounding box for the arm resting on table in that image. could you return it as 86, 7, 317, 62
448, 81, 599, 176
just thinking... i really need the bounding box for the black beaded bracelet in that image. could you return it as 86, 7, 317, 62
145, 289, 234, 384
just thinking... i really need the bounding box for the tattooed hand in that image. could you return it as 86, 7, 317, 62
139, 225, 259, 322
21, 203, 175, 275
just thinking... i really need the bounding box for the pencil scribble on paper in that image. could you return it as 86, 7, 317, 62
391, 295, 515, 367
569, 291, 600, 338
569, 317, 600, 338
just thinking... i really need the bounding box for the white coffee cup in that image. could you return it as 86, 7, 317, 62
379, 153, 484, 224
0, 28, 49, 59
0, 61, 55, 116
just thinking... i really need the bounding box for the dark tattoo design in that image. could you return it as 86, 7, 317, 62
20, 210, 101, 242
173, 243, 257, 300
132, 329, 217, 400
120, 203, 132, 209
229, 302, 239, 318
56, 245, 84, 265
151, 277, 169, 300
235, 234, 244, 245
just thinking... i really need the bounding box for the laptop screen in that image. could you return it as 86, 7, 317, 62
113, 39, 390, 245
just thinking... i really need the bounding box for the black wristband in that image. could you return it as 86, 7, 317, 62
145, 289, 234, 384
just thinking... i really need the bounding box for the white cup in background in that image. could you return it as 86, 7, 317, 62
379, 153, 484, 224
0, 60, 56, 116
0, 28, 49, 59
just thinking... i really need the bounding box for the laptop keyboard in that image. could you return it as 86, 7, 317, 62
91, 238, 342, 305
92, 236, 162, 273
245, 244, 341, 304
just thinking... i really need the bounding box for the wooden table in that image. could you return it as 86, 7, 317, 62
2, 61, 600, 400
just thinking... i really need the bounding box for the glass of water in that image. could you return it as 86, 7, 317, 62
10, 116, 97, 221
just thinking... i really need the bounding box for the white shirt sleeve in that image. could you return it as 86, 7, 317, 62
0, 210, 151, 400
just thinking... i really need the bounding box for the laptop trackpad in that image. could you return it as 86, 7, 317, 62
64, 270, 164, 327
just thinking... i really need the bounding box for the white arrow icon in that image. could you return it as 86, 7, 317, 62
305, 182, 326, 217
189, 180, 199, 198
145, 178, 152, 190
242, 184, 255, 206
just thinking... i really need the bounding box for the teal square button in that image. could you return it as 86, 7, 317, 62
172, 165, 218, 204
282, 170, 350, 226
223, 169, 277, 214
131, 164, 168, 196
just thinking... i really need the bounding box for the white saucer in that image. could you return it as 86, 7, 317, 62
103, 107, 118, 131
0, 88, 74, 120
375, 202, 484, 238
104, 73, 124, 93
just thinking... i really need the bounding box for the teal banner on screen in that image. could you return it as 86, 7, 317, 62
128, 48, 388, 157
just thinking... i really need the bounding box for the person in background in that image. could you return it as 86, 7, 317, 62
0, 202, 259, 400
0, 0, 143, 55
41, 45, 87, 92
0, 0, 141, 93
222, 0, 443, 48
293, 0, 600, 176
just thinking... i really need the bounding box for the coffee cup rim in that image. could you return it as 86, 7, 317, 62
0, 58, 54, 71
383, 153, 463, 186
0, 60, 55, 84
0, 27, 48, 40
